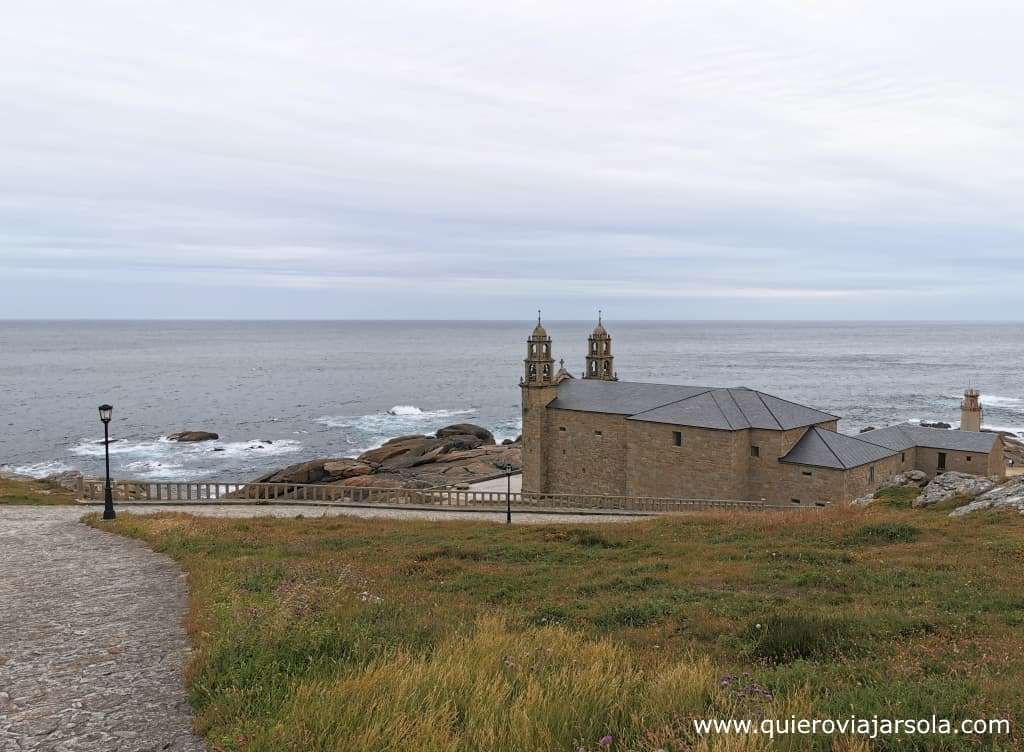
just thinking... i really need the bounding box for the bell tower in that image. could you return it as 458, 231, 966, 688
584, 311, 617, 381
521, 312, 558, 493
960, 388, 983, 432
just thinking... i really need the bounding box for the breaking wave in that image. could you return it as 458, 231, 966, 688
1, 460, 75, 479
317, 406, 479, 454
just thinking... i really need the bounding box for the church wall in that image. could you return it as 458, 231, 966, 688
520, 384, 557, 494
543, 408, 629, 495
624, 422, 748, 499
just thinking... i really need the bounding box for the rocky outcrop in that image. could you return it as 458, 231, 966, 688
950, 476, 1024, 517
167, 431, 219, 443
888, 470, 928, 488
1001, 435, 1024, 467
238, 423, 520, 498
920, 421, 951, 429
435, 424, 495, 444
914, 472, 995, 508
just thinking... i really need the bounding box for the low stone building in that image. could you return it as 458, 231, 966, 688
521, 316, 1004, 505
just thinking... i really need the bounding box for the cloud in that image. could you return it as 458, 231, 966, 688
1, 0, 1022, 319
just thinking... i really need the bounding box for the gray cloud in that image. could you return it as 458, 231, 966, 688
2, 0, 1023, 319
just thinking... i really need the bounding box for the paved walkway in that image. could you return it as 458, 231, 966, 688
1, 502, 638, 750
0, 506, 204, 752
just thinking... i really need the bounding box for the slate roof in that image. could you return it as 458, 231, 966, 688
780, 426, 898, 469
857, 423, 999, 453
548, 379, 839, 431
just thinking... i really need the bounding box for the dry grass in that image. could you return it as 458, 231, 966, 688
0, 476, 77, 505
89, 501, 1024, 751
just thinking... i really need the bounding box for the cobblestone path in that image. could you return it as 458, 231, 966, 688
0, 506, 204, 752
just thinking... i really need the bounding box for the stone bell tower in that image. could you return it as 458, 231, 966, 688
584, 311, 617, 381
521, 312, 558, 493
960, 388, 983, 432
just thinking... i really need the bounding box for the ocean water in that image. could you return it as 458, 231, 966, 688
1, 320, 1021, 483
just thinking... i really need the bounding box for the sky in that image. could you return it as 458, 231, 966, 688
2, 0, 1023, 320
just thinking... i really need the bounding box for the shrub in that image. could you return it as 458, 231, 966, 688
872, 486, 921, 508
744, 614, 856, 663
848, 522, 921, 545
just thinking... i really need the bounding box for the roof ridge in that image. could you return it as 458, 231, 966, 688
628, 388, 716, 418
813, 427, 849, 469
751, 389, 784, 430
754, 390, 842, 421
709, 389, 739, 430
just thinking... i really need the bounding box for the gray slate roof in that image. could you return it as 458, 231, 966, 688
858, 423, 999, 453
548, 379, 839, 431
780, 426, 898, 469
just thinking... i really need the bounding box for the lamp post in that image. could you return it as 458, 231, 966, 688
505, 463, 513, 525
98, 404, 115, 520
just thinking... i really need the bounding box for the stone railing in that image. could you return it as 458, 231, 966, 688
78, 477, 783, 514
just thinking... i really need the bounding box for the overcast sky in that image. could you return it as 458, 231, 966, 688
2, 0, 1023, 319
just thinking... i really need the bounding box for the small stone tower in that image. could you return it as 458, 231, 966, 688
960, 388, 983, 432
521, 312, 558, 493
584, 311, 617, 381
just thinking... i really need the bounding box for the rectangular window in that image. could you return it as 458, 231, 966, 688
594, 430, 602, 437
751, 445, 760, 458
938, 452, 947, 471
801, 470, 812, 477
558, 426, 566, 432
901, 452, 906, 463
791, 498, 801, 505
672, 431, 683, 447
966, 455, 972, 462
869, 466, 875, 482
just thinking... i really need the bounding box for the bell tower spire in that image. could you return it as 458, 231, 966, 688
523, 310, 555, 385
584, 310, 617, 381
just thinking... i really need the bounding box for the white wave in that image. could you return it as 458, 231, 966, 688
317, 406, 480, 454
1, 460, 74, 479
387, 405, 423, 416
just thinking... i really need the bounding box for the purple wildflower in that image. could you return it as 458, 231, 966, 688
599, 735, 614, 747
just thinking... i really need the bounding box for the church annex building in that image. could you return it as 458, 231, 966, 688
520, 316, 1004, 505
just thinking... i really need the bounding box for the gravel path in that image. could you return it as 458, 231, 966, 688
0, 506, 204, 752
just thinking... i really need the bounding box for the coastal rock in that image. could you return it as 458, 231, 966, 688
884, 470, 929, 489
915, 472, 995, 508
920, 421, 951, 430
435, 424, 495, 445
253, 458, 345, 485
851, 492, 875, 507
336, 475, 406, 489
43, 470, 84, 491
167, 431, 219, 443
858, 426, 877, 434
322, 459, 373, 478
949, 476, 1024, 517
358, 437, 428, 464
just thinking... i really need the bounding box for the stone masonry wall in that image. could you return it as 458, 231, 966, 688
624, 421, 747, 499
543, 408, 629, 495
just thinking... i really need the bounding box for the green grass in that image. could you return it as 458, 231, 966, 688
88, 503, 1024, 751
0, 477, 77, 505
871, 485, 922, 508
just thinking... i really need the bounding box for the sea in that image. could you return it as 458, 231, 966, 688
1, 321, 1022, 483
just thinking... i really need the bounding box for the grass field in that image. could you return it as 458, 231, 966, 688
0, 476, 76, 504
87, 489, 1024, 751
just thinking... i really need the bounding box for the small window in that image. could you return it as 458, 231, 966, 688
672, 431, 683, 447
801, 470, 812, 477
869, 466, 875, 482
791, 498, 801, 505
751, 445, 760, 458
966, 455, 972, 462
938, 452, 947, 471
559, 426, 566, 432
901, 452, 906, 462
594, 430, 602, 437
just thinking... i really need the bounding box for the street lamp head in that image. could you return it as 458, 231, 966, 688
98, 404, 113, 423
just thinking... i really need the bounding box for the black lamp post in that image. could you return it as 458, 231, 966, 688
98, 404, 115, 520
505, 463, 513, 525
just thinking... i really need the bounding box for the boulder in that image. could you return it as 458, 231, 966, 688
501, 438, 515, 445
358, 437, 430, 464
322, 459, 373, 478
253, 458, 337, 485
920, 421, 951, 430
167, 431, 219, 442
43, 470, 84, 491
884, 469, 929, 490
915, 472, 995, 508
337, 475, 405, 489
858, 426, 877, 434
950, 476, 1024, 517
435, 424, 495, 445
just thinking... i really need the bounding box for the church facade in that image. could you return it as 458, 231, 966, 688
521, 317, 1004, 505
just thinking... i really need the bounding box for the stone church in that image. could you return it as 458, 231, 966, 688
520, 316, 1004, 505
